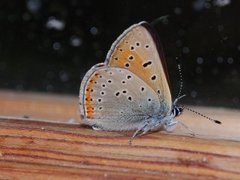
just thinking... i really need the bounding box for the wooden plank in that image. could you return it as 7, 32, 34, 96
0, 90, 239, 179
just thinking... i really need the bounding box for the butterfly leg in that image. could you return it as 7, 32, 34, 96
178, 121, 196, 136
164, 120, 178, 132
129, 118, 164, 145
129, 122, 149, 145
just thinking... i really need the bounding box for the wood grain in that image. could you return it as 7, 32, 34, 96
0, 90, 239, 179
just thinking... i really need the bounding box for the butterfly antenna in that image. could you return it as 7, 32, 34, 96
176, 57, 184, 99
183, 106, 222, 125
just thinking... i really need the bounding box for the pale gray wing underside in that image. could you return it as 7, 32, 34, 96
79, 66, 169, 131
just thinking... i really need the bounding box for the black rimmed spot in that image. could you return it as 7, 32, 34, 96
119, 48, 123, 52
107, 79, 112, 84
91, 89, 94, 92
157, 90, 161, 94
100, 91, 105, 95
130, 46, 135, 50
141, 87, 145, 92
98, 98, 102, 102
128, 96, 132, 101
145, 44, 150, 49
143, 61, 152, 68
114, 57, 118, 61
86, 88, 89, 92
128, 55, 134, 61
151, 75, 157, 80
136, 42, 140, 46
125, 63, 130, 68
122, 90, 127, 94
99, 106, 103, 110
102, 84, 106, 88
127, 75, 132, 79
115, 92, 120, 97
122, 80, 126, 84
99, 75, 102, 78
148, 98, 152, 102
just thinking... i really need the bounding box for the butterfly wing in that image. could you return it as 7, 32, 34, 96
105, 21, 172, 114
79, 65, 164, 131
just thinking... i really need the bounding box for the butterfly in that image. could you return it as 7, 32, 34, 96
79, 21, 185, 142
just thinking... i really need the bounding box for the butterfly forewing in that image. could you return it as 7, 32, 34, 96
80, 66, 164, 131
105, 21, 172, 114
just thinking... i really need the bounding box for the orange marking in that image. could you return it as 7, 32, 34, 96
110, 49, 154, 88
85, 73, 101, 119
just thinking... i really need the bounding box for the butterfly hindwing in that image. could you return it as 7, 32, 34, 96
79, 66, 164, 131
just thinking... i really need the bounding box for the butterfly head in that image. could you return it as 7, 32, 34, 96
171, 105, 183, 117
171, 94, 186, 117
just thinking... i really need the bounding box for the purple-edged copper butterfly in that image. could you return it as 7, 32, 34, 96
79, 21, 222, 143
79, 21, 188, 141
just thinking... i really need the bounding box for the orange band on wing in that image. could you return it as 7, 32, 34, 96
85, 73, 100, 119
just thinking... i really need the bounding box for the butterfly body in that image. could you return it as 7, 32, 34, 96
79, 21, 183, 137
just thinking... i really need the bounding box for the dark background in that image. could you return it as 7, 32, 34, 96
0, 0, 239, 108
